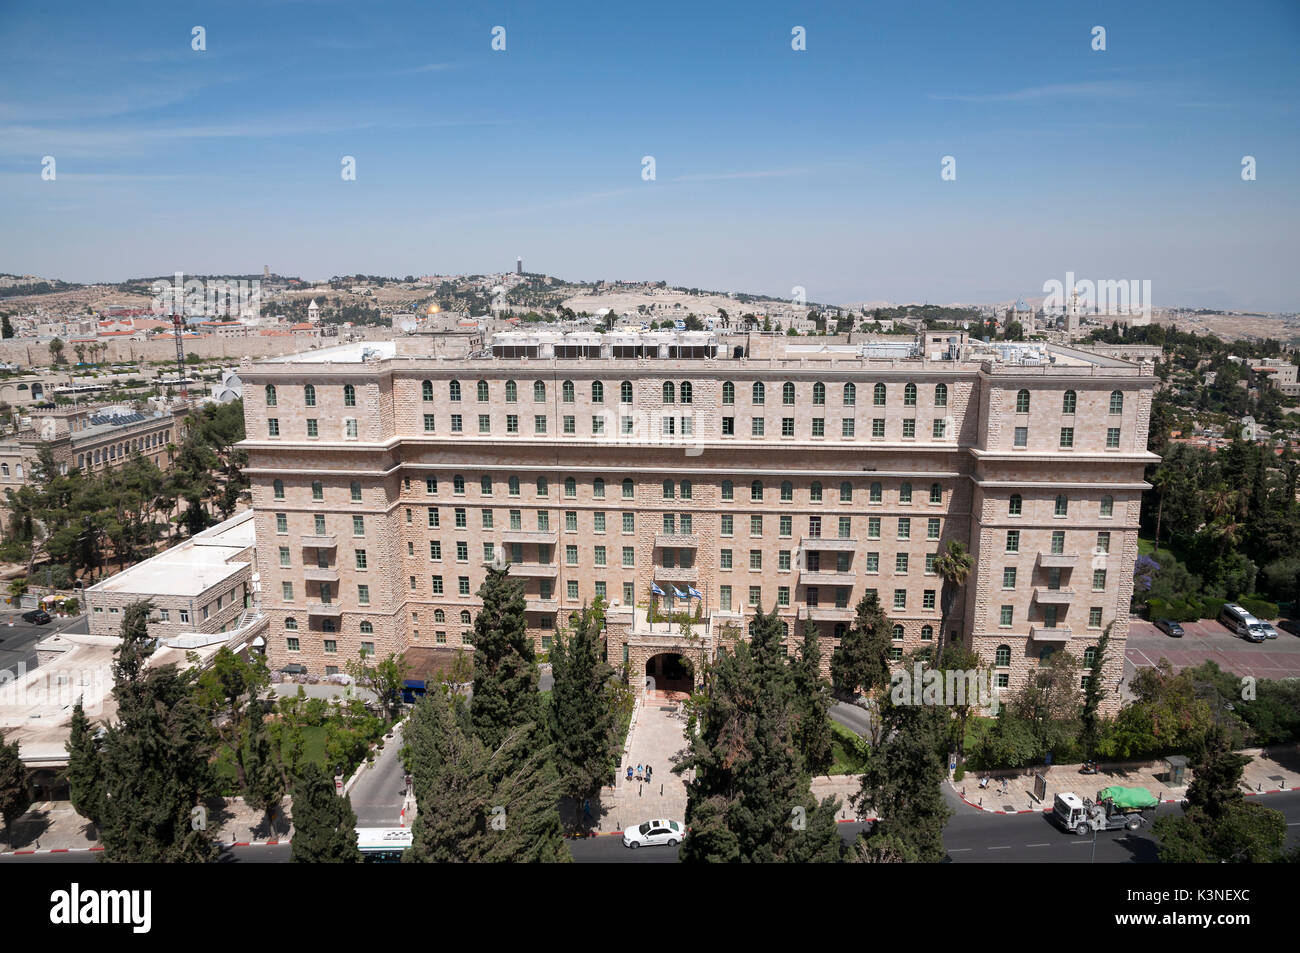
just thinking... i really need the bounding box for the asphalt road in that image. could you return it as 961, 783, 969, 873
0, 608, 85, 681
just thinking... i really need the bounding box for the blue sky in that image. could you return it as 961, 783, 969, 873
1, 0, 1297, 310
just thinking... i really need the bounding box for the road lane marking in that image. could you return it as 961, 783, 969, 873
987, 845, 1010, 850
1026, 843, 1050, 847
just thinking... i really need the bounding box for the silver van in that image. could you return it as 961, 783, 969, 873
1221, 603, 1266, 642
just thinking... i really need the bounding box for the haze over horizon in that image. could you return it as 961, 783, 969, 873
2, 0, 1297, 311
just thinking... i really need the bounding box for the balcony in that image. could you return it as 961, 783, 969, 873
1030, 624, 1072, 643
1034, 586, 1076, 605
525, 597, 559, 613
1037, 551, 1077, 569
507, 563, 558, 578
302, 567, 340, 583
800, 535, 858, 552
655, 566, 699, 584
502, 529, 558, 545
799, 570, 857, 587
306, 602, 344, 619
300, 534, 337, 549
655, 533, 699, 549
804, 606, 856, 622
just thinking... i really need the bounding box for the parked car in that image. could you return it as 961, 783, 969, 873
1256, 621, 1279, 640
21, 609, 51, 625
622, 818, 685, 849
1244, 623, 1269, 643
1154, 618, 1184, 638
1277, 618, 1300, 636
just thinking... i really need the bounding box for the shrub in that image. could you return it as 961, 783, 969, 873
1237, 595, 1279, 620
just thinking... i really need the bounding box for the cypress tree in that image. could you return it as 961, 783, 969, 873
791, 619, 834, 776
549, 603, 617, 829
831, 592, 893, 697
240, 698, 286, 832
98, 600, 218, 862
65, 698, 104, 830
853, 670, 951, 863
0, 738, 30, 849
290, 762, 362, 863
471, 566, 539, 752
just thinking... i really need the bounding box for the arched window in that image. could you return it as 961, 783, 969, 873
1055, 494, 1068, 516
453, 475, 466, 495
536, 476, 549, 496
812, 382, 825, 405
477, 380, 489, 401
1062, 390, 1077, 414
752, 382, 765, 404
422, 380, 433, 402
565, 477, 577, 498
841, 481, 853, 502
662, 479, 675, 499
343, 384, 356, 407
360, 620, 374, 634
995, 645, 1011, 667
509, 476, 520, 496
930, 483, 942, 504
621, 381, 633, 403
434, 609, 445, 623
562, 380, 575, 403
1109, 390, 1124, 414
681, 480, 692, 499
622, 478, 634, 499
751, 480, 764, 501
1015, 389, 1030, 413
782, 382, 795, 405
304, 384, 316, 406
921, 626, 933, 641
892, 624, 904, 641
311, 480, 323, 501
781, 480, 793, 502
872, 382, 884, 406
592, 381, 604, 403
869, 482, 881, 503
810, 482, 823, 503
449, 381, 461, 402
680, 382, 693, 404
460, 610, 472, 625
722, 381, 735, 405
533, 380, 546, 402
285, 618, 298, 631
1083, 646, 1098, 667
1009, 493, 1022, 516
903, 383, 917, 406
934, 383, 948, 407
273, 479, 284, 499
505, 380, 517, 402
265, 384, 277, 406
900, 482, 912, 503
1100, 495, 1114, 517
350, 481, 362, 501
845, 383, 857, 406
593, 478, 605, 498
662, 381, 675, 404
721, 479, 735, 500
481, 475, 493, 495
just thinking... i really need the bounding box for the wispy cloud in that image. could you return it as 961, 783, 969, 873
929, 81, 1139, 103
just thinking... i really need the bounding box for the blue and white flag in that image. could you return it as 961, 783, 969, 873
687, 586, 703, 600
650, 583, 665, 596
672, 586, 689, 600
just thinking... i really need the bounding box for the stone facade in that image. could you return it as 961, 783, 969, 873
237, 337, 1156, 712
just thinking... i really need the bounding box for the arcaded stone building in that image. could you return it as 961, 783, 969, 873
237, 329, 1155, 712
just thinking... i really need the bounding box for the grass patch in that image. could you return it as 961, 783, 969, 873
829, 720, 869, 775
1137, 535, 1156, 557
214, 725, 329, 788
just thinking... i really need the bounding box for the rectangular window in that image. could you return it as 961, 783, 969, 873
567, 580, 579, 600
927, 517, 940, 540
923, 590, 936, 610
430, 540, 442, 559
275, 513, 287, 534
563, 415, 575, 434
1051, 531, 1065, 555
355, 549, 368, 570
871, 419, 884, 438
535, 415, 547, 435
1060, 427, 1074, 448
593, 512, 606, 533
281, 581, 293, 601
455, 508, 467, 529
287, 637, 300, 652
566, 544, 578, 565
279, 546, 290, 567
424, 414, 435, 433
456, 541, 469, 562
866, 552, 879, 573
722, 417, 735, 436
778, 586, 790, 607
507, 414, 519, 433
1002, 567, 1016, 588
324, 640, 337, 654
868, 517, 881, 539
1006, 530, 1020, 553
451, 414, 462, 433
458, 576, 470, 596
811, 418, 825, 437
752, 418, 765, 437
1096, 532, 1111, 554
482, 509, 494, 529
925, 553, 936, 574
750, 515, 762, 536
898, 518, 911, 540
782, 417, 794, 437
1014, 426, 1027, 447
748, 586, 761, 607
838, 516, 851, 539
932, 419, 946, 438
353, 515, 365, 536
480, 414, 492, 434
720, 549, 733, 570
845, 419, 857, 438
594, 546, 607, 567
1093, 569, 1107, 591
1089, 607, 1103, 628
268, 418, 279, 437
426, 478, 437, 494
592, 416, 605, 435
721, 514, 734, 536
1106, 427, 1121, 449
902, 419, 916, 439
749, 550, 762, 571
1000, 605, 1013, 627
566, 511, 578, 532
623, 582, 634, 604
778, 550, 791, 571
893, 589, 906, 610
623, 546, 635, 567
719, 585, 732, 611
895, 553, 908, 573
358, 585, 370, 606
432, 575, 444, 594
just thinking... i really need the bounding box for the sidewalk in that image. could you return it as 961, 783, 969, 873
949, 745, 1300, 815
590, 690, 690, 835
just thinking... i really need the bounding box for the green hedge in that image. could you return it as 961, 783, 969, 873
1237, 596, 1279, 620
1146, 595, 1228, 624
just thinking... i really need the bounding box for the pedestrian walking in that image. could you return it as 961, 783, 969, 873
626, 765, 634, 782
645, 764, 653, 784
636, 763, 643, 781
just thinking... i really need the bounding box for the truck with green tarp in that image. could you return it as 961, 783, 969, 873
1052, 786, 1159, 835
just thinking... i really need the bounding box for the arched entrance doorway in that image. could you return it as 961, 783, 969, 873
645, 652, 693, 694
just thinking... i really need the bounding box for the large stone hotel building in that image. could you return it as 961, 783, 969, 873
238, 329, 1156, 711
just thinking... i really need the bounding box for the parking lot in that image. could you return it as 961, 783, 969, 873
1126, 617, 1300, 682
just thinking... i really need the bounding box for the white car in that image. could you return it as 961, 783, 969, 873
622, 819, 684, 849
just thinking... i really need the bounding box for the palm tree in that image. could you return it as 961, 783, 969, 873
932, 539, 973, 666
1150, 466, 1173, 547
